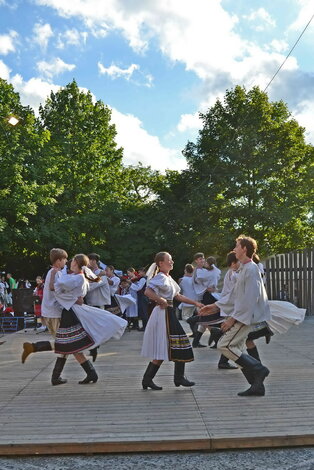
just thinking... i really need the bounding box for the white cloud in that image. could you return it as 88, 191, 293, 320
111, 108, 186, 172
32, 22, 53, 51
98, 62, 139, 80
56, 28, 88, 49
11, 74, 60, 112
0, 30, 18, 55
177, 112, 202, 133
244, 8, 276, 31
292, 99, 314, 143
37, 57, 76, 79
0, 59, 11, 80
289, 0, 314, 32
98, 61, 153, 87
268, 39, 289, 53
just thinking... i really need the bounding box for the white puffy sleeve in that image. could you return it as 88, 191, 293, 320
147, 273, 165, 295
55, 274, 84, 292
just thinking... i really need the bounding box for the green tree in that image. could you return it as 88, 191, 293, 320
32, 80, 124, 261
182, 85, 314, 256
0, 78, 53, 273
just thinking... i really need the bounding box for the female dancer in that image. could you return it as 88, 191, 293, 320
52, 254, 127, 385
141, 252, 203, 390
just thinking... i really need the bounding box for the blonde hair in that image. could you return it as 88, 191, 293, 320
73, 254, 100, 282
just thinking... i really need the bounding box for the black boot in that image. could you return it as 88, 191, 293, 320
192, 331, 206, 348
208, 327, 223, 348
235, 354, 269, 396
89, 347, 98, 362
218, 354, 238, 369
21, 341, 52, 363
174, 362, 195, 387
142, 362, 162, 390
247, 346, 260, 362
79, 360, 98, 384
51, 357, 67, 386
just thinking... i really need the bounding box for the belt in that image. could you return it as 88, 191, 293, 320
166, 300, 173, 307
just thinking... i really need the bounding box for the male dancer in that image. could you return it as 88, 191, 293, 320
199, 236, 271, 396
21, 248, 69, 385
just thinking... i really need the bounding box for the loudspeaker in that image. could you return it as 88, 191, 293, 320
12, 289, 34, 314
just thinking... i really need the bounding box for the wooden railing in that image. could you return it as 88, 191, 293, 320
265, 248, 314, 314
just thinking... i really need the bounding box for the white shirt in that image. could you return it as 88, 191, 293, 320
55, 273, 88, 311
85, 275, 111, 307
129, 277, 146, 293
179, 275, 197, 307
216, 260, 271, 325
41, 269, 63, 318
147, 272, 180, 300
108, 275, 120, 296
218, 269, 239, 317
193, 266, 221, 297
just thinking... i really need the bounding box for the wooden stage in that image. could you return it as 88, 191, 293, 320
0, 316, 314, 455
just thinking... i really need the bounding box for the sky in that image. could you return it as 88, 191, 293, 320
0, 0, 314, 171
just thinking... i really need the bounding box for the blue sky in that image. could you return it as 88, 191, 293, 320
1, 0, 314, 171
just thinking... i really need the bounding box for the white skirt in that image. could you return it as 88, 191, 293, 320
141, 306, 169, 361
73, 304, 127, 348
268, 301, 306, 335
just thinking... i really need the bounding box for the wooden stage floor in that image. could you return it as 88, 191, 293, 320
0, 316, 314, 455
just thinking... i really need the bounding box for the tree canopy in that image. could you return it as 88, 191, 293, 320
0, 80, 313, 278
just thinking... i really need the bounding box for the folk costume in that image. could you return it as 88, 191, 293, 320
216, 259, 271, 396
54, 272, 127, 355
141, 269, 195, 390
191, 265, 221, 347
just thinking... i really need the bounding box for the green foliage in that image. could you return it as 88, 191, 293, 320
182, 85, 314, 257
0, 80, 312, 278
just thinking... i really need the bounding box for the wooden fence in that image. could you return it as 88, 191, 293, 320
265, 248, 314, 315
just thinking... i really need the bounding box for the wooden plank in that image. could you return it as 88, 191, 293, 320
2, 319, 314, 455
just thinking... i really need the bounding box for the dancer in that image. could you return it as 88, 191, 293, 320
53, 254, 127, 385
21, 248, 67, 380
178, 264, 198, 323
191, 255, 221, 347
141, 251, 203, 391
188, 252, 240, 369
199, 236, 271, 397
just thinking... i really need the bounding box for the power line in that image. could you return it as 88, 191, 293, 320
264, 12, 314, 92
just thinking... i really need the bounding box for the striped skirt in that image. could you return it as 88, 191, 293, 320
54, 308, 95, 354
141, 305, 193, 363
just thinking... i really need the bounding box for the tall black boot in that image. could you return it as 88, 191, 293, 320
208, 327, 223, 347
235, 354, 269, 396
89, 347, 98, 362
218, 354, 238, 369
78, 360, 98, 384
247, 346, 261, 361
21, 341, 52, 363
248, 326, 274, 343
51, 357, 67, 386
142, 362, 162, 390
192, 331, 206, 348
174, 362, 195, 387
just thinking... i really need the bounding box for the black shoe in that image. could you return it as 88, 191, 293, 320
218, 363, 238, 370
142, 362, 163, 390
238, 384, 265, 396
79, 360, 98, 384
174, 377, 195, 387
51, 357, 67, 386
89, 347, 98, 362
236, 353, 269, 396
52, 377, 67, 386
142, 379, 163, 390
174, 362, 195, 387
